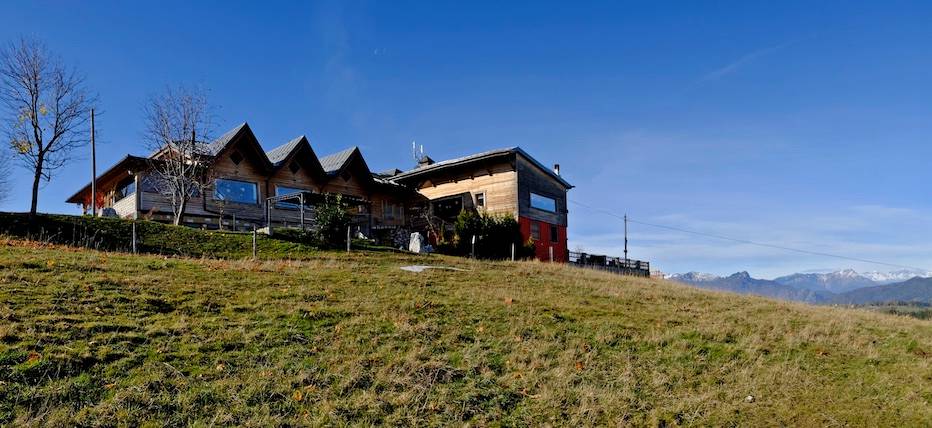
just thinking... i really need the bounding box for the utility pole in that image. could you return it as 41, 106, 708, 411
90, 109, 97, 216
624, 213, 628, 262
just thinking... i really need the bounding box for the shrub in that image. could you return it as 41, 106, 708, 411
451, 210, 534, 259
313, 194, 351, 248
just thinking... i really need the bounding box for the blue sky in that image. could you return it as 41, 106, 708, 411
2, 1, 932, 277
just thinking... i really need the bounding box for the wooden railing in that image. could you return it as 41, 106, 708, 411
568, 251, 650, 277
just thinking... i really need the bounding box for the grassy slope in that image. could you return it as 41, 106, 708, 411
0, 212, 322, 259
0, 240, 929, 426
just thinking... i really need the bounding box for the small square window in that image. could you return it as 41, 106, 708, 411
475, 192, 485, 208
289, 161, 300, 174
550, 225, 559, 243
230, 151, 243, 165
530, 222, 540, 240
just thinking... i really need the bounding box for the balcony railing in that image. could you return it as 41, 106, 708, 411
568, 251, 650, 277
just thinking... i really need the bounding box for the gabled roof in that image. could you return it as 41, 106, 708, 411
204, 122, 274, 171
202, 122, 249, 156
66, 155, 149, 203
391, 146, 573, 189
319, 146, 359, 174
264, 135, 327, 180
266, 135, 306, 166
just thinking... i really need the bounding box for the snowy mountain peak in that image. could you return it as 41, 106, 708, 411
666, 272, 720, 282
860, 269, 932, 285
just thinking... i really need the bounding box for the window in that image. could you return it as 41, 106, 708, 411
550, 225, 559, 243
275, 186, 308, 209
382, 200, 403, 220
114, 178, 136, 202
475, 192, 486, 209
530, 221, 540, 241
530, 192, 556, 212
230, 151, 243, 165
215, 178, 258, 204
288, 161, 301, 174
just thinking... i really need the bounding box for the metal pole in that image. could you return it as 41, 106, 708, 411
132, 221, 137, 254
90, 109, 96, 216
549, 246, 554, 263
471, 235, 476, 258
300, 194, 305, 231
266, 201, 271, 233
511, 242, 515, 261
346, 225, 351, 252
624, 213, 628, 262
252, 226, 257, 259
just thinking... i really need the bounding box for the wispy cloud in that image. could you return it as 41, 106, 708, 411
699, 40, 797, 82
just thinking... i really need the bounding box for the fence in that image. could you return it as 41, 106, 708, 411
568, 251, 650, 277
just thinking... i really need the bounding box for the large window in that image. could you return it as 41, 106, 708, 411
215, 178, 258, 204
275, 186, 308, 209
530, 192, 556, 212
114, 178, 136, 202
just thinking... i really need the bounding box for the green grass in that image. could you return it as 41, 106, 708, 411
0, 212, 321, 259
0, 240, 929, 425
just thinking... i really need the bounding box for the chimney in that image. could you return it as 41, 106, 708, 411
553, 163, 560, 176
418, 155, 435, 167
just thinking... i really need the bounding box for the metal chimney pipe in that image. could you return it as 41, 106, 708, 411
553, 164, 560, 175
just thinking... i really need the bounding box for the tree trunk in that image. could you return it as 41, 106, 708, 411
174, 197, 188, 226
29, 162, 42, 219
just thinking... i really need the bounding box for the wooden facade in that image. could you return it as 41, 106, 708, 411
391, 148, 573, 262
67, 124, 572, 258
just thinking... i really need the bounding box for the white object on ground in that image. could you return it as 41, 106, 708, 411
400, 265, 466, 273
408, 232, 424, 253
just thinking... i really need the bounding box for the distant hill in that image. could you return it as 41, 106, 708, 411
833, 277, 932, 305
669, 270, 932, 305
669, 271, 833, 303
773, 269, 877, 293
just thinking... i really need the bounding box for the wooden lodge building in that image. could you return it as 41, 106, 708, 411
66, 122, 573, 262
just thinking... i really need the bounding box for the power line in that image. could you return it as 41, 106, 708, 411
568, 199, 930, 272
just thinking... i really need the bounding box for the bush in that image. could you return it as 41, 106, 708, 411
313, 194, 351, 248
451, 210, 534, 259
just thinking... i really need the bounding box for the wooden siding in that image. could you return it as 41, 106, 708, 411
516, 154, 568, 227
111, 194, 137, 218
320, 168, 368, 198
370, 192, 407, 227
413, 161, 518, 217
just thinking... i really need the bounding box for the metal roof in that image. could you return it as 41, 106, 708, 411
202, 122, 248, 156
319, 146, 358, 173
391, 146, 573, 189
265, 135, 305, 166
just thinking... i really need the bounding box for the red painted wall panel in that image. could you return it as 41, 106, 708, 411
518, 216, 568, 262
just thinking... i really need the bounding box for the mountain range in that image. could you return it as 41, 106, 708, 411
667, 269, 932, 305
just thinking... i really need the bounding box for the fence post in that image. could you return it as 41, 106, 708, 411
252, 226, 258, 259
471, 235, 476, 258
511, 242, 515, 261
346, 226, 351, 252
549, 246, 553, 263
132, 221, 137, 254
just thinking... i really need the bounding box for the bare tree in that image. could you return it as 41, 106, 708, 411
0, 150, 9, 204
143, 86, 212, 225
0, 38, 95, 217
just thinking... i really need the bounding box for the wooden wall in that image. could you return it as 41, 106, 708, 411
413, 160, 518, 217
